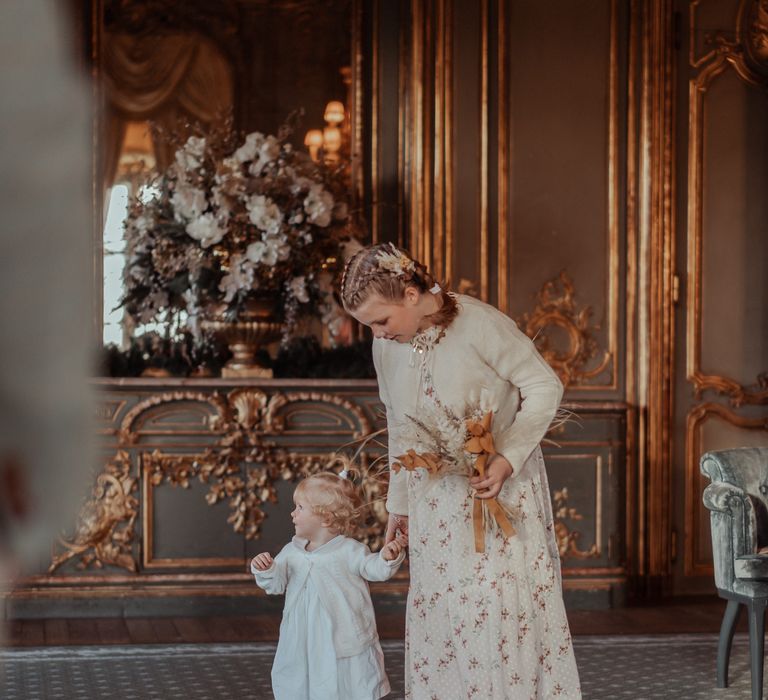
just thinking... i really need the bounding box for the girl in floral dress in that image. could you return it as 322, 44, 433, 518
342, 243, 581, 699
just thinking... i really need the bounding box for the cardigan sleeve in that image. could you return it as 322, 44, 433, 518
251, 546, 289, 595
372, 339, 409, 516
473, 304, 564, 473
348, 540, 405, 582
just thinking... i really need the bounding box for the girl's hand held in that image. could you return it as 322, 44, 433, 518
385, 512, 409, 544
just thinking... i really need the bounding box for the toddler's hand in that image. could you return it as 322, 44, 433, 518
251, 553, 274, 571
381, 533, 408, 561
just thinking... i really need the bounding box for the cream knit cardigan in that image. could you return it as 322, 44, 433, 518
372, 294, 564, 516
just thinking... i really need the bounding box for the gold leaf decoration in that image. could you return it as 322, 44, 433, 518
48, 451, 139, 573
552, 487, 599, 560
52, 388, 387, 576
140, 389, 381, 543
518, 270, 611, 388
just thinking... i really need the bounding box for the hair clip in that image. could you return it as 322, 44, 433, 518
375, 243, 415, 277
338, 469, 349, 480
429, 283, 442, 294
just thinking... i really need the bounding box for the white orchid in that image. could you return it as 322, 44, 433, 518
185, 213, 225, 248
211, 186, 234, 221
215, 159, 246, 198
222, 156, 241, 172
269, 233, 291, 262
248, 135, 281, 175
304, 184, 333, 227
233, 132, 264, 163
182, 289, 202, 340
245, 240, 270, 265
288, 276, 310, 303
171, 186, 207, 221
291, 175, 313, 194
175, 135, 207, 171
246, 195, 282, 234
134, 214, 152, 234
218, 255, 255, 302
246, 233, 290, 267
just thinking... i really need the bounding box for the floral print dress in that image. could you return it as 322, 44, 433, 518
372, 296, 582, 700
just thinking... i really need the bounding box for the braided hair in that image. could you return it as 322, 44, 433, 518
341, 243, 458, 329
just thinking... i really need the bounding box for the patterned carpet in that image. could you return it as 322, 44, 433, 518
0, 634, 757, 699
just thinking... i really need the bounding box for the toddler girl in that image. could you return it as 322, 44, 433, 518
251, 471, 407, 700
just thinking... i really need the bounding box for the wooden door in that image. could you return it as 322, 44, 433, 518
670, 0, 768, 595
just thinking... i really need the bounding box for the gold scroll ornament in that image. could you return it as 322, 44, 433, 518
393, 412, 516, 553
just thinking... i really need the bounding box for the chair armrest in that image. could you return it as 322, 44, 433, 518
703, 481, 748, 512
703, 482, 758, 558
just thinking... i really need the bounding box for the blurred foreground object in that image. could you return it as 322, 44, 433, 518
0, 0, 93, 573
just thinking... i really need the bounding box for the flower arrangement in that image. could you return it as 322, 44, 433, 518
120, 121, 359, 344
392, 406, 516, 553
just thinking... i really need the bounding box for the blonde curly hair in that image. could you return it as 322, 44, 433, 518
295, 472, 365, 537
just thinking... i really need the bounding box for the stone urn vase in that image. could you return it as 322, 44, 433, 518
201, 296, 283, 378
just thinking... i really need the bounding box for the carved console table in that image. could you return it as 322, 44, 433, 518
7, 378, 628, 616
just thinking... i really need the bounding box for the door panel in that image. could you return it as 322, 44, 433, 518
671, 0, 768, 595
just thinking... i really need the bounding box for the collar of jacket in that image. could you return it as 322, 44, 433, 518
290, 534, 346, 554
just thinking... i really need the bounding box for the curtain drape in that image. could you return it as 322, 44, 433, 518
102, 32, 233, 187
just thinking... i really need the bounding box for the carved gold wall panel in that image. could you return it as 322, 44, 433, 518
543, 438, 623, 572
141, 450, 343, 568
552, 487, 600, 560
52, 385, 388, 577
119, 391, 225, 444
49, 450, 139, 574
402, 0, 454, 286
403, 1, 621, 392
5, 377, 626, 612
518, 271, 612, 390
